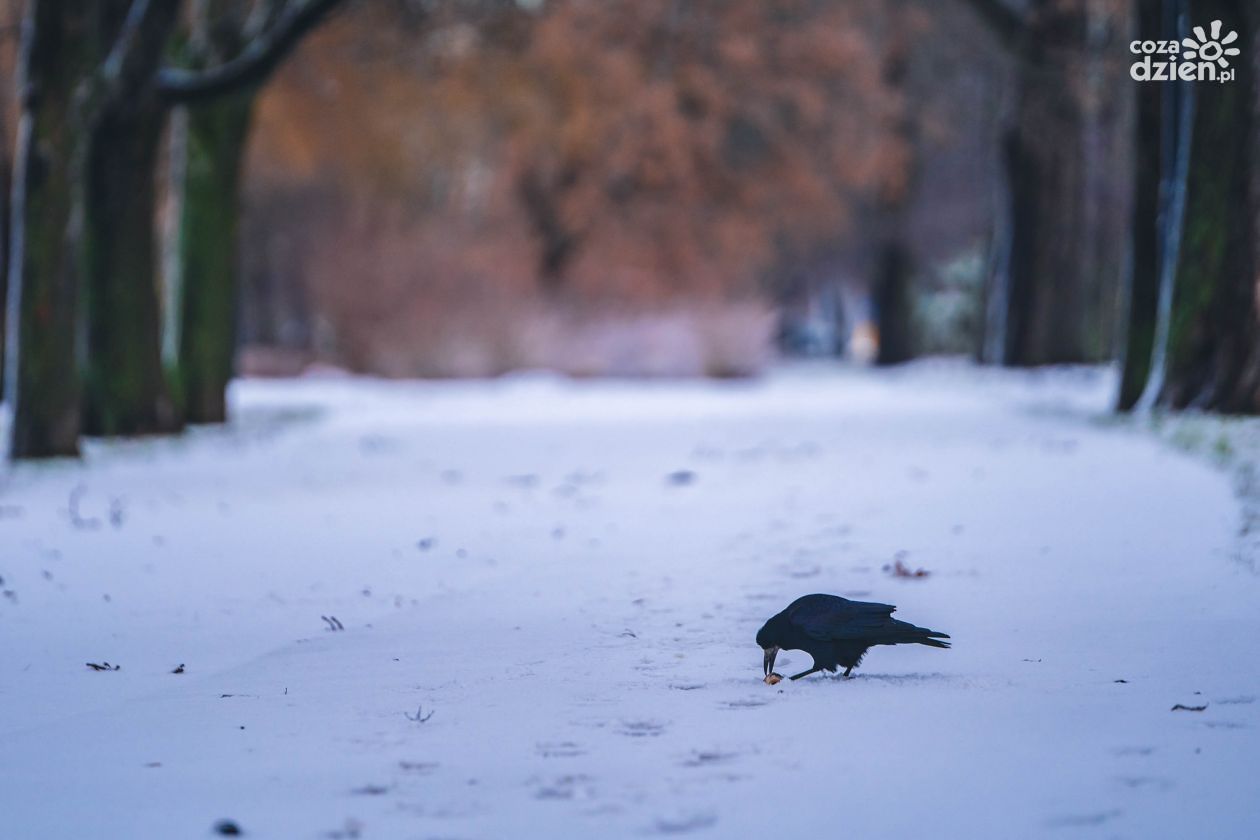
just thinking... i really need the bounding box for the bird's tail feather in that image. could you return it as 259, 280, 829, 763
885, 620, 951, 648
899, 625, 951, 648
915, 627, 950, 648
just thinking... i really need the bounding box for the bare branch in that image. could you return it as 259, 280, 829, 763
157, 0, 346, 104
99, 0, 183, 104
244, 0, 289, 42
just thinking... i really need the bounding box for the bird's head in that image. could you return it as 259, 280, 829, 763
756, 618, 783, 676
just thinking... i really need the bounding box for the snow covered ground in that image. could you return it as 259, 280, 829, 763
1, 362, 1257, 839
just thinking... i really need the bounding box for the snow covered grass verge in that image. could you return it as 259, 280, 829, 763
1133, 410, 1260, 574
1, 362, 1257, 839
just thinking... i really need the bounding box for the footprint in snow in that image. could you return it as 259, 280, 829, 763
1116, 776, 1173, 791
1045, 809, 1122, 828
778, 563, 821, 579
652, 812, 718, 834
397, 761, 439, 774
533, 774, 595, 801
619, 720, 667, 738
723, 697, 770, 709
856, 672, 952, 685
1112, 746, 1155, 757
350, 783, 390, 796
537, 741, 586, 758
680, 750, 738, 768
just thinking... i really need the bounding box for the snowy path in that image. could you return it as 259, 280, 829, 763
1, 364, 1257, 839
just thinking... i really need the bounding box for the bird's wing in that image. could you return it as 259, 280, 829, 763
789, 597, 898, 641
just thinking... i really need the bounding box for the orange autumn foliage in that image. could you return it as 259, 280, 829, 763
244, 0, 905, 376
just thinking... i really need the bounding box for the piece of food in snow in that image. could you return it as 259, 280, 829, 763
764, 672, 783, 685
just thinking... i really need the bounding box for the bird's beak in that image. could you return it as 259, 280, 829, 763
763, 646, 779, 676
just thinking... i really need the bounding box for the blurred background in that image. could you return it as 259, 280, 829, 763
0, 0, 1256, 458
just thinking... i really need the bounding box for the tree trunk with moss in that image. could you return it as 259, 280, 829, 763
164, 0, 257, 426
161, 0, 348, 423
3, 1, 94, 459
173, 91, 255, 423
80, 97, 182, 436
79, 1, 183, 437
1160, 0, 1259, 411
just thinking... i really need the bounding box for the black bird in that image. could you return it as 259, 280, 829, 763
757, 593, 950, 681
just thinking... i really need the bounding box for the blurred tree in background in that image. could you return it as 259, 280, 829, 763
1117, 0, 1172, 411
1118, 0, 1258, 412
242, 0, 901, 376
169, 0, 345, 423
5, 0, 98, 458
3, 0, 341, 457
966, 0, 1131, 366
0, 0, 14, 384
79, 0, 185, 439
1156, 0, 1258, 411
871, 0, 924, 365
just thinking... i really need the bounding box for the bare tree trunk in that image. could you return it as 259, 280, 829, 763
1161, 0, 1259, 411
965, 0, 1125, 366
1002, 0, 1093, 366
4, 1, 94, 459
174, 91, 254, 423
1, 120, 10, 383
161, 0, 348, 422
1118, 0, 1170, 410
0, 0, 14, 388
1245, 2, 1260, 407
81, 96, 182, 436
1079, 3, 1133, 362
6, 0, 338, 453
874, 3, 918, 366
873, 242, 915, 364
79, 0, 183, 437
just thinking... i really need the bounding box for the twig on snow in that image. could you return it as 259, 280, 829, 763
405, 705, 435, 723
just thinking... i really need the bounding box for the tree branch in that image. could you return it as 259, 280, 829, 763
100, 0, 183, 105
957, 0, 1026, 51
157, 0, 346, 104
243, 0, 289, 43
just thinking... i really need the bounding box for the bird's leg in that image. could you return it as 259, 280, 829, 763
842, 666, 853, 678
788, 666, 822, 681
